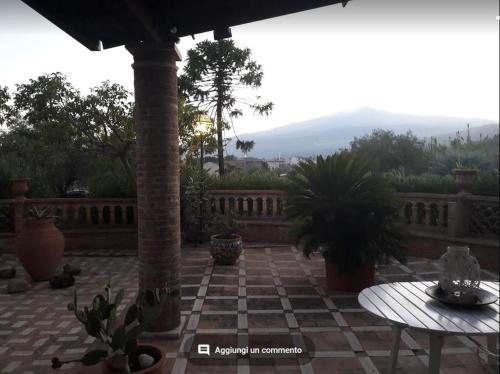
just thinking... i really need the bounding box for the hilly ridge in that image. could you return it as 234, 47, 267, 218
226, 108, 498, 158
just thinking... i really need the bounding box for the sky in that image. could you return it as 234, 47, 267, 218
0, 0, 498, 136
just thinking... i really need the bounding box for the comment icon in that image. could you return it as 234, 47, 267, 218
198, 344, 210, 356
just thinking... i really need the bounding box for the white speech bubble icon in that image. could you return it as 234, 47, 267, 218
198, 344, 210, 355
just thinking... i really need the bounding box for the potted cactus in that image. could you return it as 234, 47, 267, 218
51, 282, 169, 373
15, 206, 64, 281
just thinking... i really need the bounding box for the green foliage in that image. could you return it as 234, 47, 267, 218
85, 156, 135, 198
180, 39, 273, 175
235, 140, 255, 157
470, 170, 499, 196
208, 170, 291, 190
206, 212, 244, 238
384, 170, 499, 196
28, 206, 52, 220
180, 160, 209, 243
287, 153, 406, 273
384, 173, 458, 194
350, 129, 431, 174
0, 74, 91, 197
53, 282, 171, 370
429, 148, 495, 175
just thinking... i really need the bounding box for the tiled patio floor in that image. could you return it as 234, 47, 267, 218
0, 245, 498, 374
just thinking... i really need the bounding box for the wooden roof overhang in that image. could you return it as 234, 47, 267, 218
21, 0, 348, 50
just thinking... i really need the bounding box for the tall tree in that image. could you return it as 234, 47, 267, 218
180, 39, 273, 176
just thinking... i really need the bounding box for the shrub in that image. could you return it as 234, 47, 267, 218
385, 173, 458, 194
208, 170, 291, 190
471, 171, 499, 196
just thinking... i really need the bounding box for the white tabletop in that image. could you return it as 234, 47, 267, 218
358, 281, 499, 336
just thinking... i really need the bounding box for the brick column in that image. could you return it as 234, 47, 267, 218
126, 42, 181, 332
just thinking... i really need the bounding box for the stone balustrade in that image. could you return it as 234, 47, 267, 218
24, 198, 137, 229
1, 188, 498, 251
208, 190, 286, 218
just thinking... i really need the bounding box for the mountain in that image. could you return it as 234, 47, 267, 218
225, 108, 498, 158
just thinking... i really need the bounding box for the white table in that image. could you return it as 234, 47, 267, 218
358, 281, 499, 374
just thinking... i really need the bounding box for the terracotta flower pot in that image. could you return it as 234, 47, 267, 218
325, 259, 375, 292
15, 218, 64, 281
101, 345, 165, 374
210, 234, 242, 265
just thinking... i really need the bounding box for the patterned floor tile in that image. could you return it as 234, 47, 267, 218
0, 246, 497, 374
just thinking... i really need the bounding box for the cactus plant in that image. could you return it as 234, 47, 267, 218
51, 282, 170, 372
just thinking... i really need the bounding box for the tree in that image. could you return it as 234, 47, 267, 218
69, 81, 137, 190
350, 129, 431, 174
180, 39, 273, 176
236, 140, 255, 158
0, 74, 91, 196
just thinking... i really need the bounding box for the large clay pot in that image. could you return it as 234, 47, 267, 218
325, 259, 375, 292
15, 218, 64, 281
101, 345, 165, 374
10, 178, 30, 198
210, 234, 242, 265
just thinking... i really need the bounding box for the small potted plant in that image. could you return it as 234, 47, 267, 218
208, 212, 244, 265
287, 152, 406, 292
52, 282, 169, 373
15, 206, 64, 281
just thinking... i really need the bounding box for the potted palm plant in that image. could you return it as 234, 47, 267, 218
15, 206, 64, 281
287, 152, 406, 292
52, 283, 169, 373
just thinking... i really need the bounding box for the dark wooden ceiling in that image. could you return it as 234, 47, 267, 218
21, 0, 347, 50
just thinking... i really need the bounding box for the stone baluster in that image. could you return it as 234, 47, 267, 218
242, 197, 248, 216
412, 202, 420, 225
216, 197, 223, 214
121, 205, 127, 224
424, 204, 432, 227
85, 206, 92, 225
60, 205, 68, 225
263, 197, 269, 217
271, 197, 278, 217
109, 205, 116, 225
98, 205, 104, 224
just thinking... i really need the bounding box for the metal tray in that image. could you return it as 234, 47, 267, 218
425, 285, 498, 307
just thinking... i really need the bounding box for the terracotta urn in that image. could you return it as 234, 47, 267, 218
15, 218, 64, 281
10, 178, 30, 198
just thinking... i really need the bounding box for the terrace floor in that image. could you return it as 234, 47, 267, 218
0, 245, 498, 374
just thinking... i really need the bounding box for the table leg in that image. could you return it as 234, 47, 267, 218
428, 333, 444, 374
487, 335, 498, 366
388, 325, 402, 374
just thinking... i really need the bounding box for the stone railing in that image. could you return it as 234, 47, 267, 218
467, 195, 499, 239
397, 193, 450, 235
1, 187, 497, 248
208, 190, 286, 219
25, 198, 137, 229
396, 192, 499, 241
